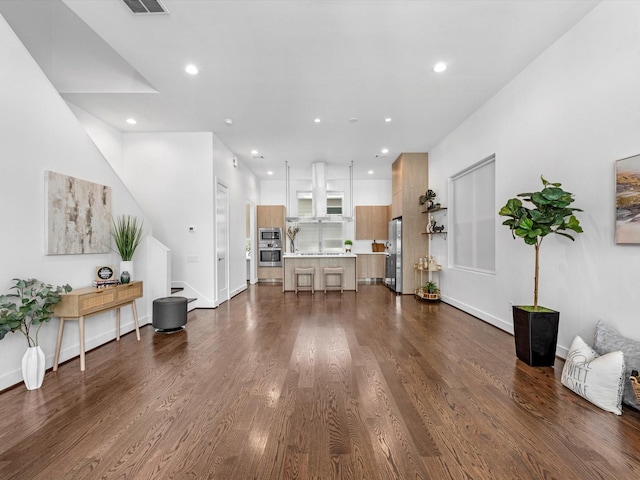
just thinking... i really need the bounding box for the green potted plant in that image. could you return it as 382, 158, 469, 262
499, 176, 583, 366
112, 215, 144, 282
421, 280, 440, 300
344, 239, 353, 252
0, 278, 72, 389
419, 189, 437, 211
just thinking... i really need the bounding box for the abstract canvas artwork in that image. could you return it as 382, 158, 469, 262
45, 171, 112, 254
615, 154, 640, 244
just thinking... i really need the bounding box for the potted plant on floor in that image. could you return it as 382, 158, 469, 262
421, 280, 440, 300
499, 176, 583, 366
0, 278, 72, 389
112, 215, 144, 282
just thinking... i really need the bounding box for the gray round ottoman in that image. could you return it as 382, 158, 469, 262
153, 296, 187, 333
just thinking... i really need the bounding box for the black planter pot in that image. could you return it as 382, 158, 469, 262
512, 306, 559, 367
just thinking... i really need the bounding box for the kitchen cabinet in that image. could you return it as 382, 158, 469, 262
257, 205, 285, 281
355, 205, 390, 240
257, 205, 285, 229
356, 253, 386, 279
390, 153, 429, 294
283, 254, 357, 292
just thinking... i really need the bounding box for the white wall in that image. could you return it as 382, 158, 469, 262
0, 15, 149, 390
123, 133, 215, 306
122, 132, 260, 306
428, 1, 640, 356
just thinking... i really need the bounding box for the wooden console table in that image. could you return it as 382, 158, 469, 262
52, 281, 143, 371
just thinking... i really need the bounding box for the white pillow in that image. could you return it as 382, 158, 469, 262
561, 336, 625, 415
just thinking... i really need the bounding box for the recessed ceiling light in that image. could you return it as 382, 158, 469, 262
314, 118, 321, 123
368, 170, 374, 175
384, 117, 392, 123
267, 171, 273, 176
348, 117, 358, 123
433, 62, 447, 73
251, 150, 259, 155
381, 148, 389, 154
126, 118, 137, 125
224, 118, 233, 126
185, 64, 199, 75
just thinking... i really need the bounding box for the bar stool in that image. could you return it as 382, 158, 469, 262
323, 266, 344, 294
294, 267, 315, 294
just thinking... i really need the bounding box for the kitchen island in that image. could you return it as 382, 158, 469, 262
283, 253, 358, 292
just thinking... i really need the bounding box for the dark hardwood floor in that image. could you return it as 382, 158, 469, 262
1, 283, 639, 479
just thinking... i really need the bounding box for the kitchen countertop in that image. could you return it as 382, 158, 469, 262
283, 253, 357, 258
282, 254, 357, 292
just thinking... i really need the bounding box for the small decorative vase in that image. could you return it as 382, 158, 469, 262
120, 271, 131, 284
290, 239, 295, 253
22, 346, 45, 390
120, 261, 134, 281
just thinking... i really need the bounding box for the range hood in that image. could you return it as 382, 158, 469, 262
285, 161, 353, 222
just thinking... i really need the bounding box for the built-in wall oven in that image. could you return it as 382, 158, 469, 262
258, 227, 283, 267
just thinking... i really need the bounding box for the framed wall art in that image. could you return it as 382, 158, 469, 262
615, 154, 640, 244
45, 171, 112, 254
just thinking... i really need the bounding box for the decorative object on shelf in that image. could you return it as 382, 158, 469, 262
112, 215, 144, 281
428, 256, 438, 271
419, 189, 437, 211
287, 224, 300, 253
0, 278, 72, 389
120, 271, 131, 284
499, 176, 583, 366
344, 239, 353, 252
426, 215, 435, 233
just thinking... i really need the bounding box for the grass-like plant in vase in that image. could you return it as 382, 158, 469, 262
112, 215, 144, 282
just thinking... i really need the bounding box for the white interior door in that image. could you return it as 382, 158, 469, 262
216, 179, 229, 304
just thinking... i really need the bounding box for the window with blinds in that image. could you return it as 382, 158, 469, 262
451, 155, 496, 273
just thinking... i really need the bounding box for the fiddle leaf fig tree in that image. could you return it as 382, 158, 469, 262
499, 176, 583, 309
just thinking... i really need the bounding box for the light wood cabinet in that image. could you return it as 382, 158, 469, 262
391, 153, 429, 294
356, 254, 386, 279
257, 266, 283, 280
355, 205, 390, 240
257, 205, 285, 229
257, 205, 285, 281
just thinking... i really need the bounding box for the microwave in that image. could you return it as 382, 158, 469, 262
259, 227, 282, 243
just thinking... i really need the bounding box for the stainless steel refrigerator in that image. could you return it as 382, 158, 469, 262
385, 218, 402, 293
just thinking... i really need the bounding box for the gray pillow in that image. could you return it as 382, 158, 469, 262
593, 320, 640, 410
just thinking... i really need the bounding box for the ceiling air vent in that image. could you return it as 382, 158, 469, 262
122, 0, 168, 14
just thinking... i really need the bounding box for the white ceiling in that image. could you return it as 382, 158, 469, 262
0, 0, 600, 181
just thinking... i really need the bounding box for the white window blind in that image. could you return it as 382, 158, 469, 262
451, 156, 495, 273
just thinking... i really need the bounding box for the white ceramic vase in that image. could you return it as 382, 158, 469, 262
120, 260, 134, 281
22, 346, 45, 390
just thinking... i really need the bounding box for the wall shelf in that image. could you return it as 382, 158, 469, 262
422, 207, 447, 213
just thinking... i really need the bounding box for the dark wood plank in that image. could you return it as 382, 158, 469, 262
1, 283, 640, 479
